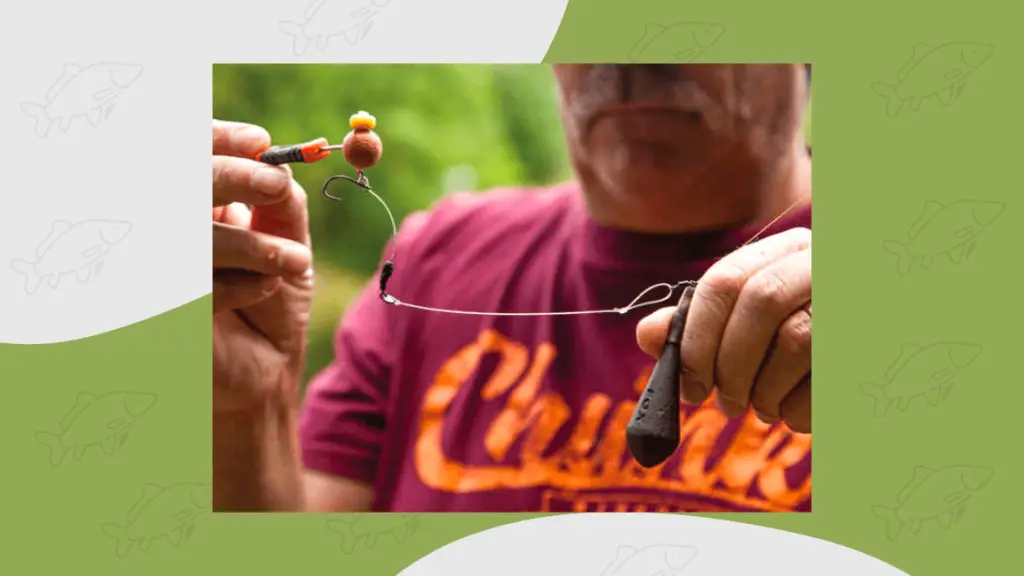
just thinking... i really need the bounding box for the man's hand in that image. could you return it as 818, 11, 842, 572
636, 227, 811, 433
212, 119, 314, 413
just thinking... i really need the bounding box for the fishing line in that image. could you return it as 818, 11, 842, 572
256, 109, 808, 318
320, 175, 809, 317
258, 106, 811, 469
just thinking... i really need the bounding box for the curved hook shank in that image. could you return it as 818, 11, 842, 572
322, 173, 372, 201
321, 172, 399, 264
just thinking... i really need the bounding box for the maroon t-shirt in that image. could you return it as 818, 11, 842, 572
300, 182, 812, 513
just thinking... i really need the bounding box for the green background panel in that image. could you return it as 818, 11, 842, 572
2, 1, 1020, 575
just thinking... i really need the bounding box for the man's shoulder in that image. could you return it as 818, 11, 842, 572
395, 182, 578, 259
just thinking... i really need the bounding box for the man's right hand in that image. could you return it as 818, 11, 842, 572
212, 119, 314, 414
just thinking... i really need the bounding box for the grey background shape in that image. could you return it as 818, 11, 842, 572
396, 514, 909, 575
0, 0, 569, 346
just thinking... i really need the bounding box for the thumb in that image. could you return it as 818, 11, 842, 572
635, 306, 676, 357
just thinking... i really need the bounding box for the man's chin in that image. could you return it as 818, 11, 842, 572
591, 142, 706, 182
587, 120, 715, 167
594, 163, 686, 202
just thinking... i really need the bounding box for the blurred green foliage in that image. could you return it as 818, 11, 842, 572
213, 64, 572, 383
213, 64, 570, 274
213, 64, 812, 386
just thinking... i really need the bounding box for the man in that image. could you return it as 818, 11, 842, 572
212, 64, 812, 513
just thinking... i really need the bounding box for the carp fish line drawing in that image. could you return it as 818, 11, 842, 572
280, 0, 394, 56
21, 62, 143, 137
10, 219, 132, 295
871, 42, 993, 117
872, 465, 993, 540
598, 544, 699, 576
860, 342, 981, 416
327, 513, 421, 554
883, 200, 1003, 275
36, 391, 157, 466
628, 22, 725, 63
102, 483, 211, 558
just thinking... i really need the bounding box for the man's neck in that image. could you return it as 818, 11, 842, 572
577, 141, 812, 234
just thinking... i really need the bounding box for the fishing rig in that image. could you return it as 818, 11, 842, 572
254, 110, 396, 302
252, 109, 784, 471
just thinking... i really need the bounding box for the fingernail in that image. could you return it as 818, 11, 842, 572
252, 167, 289, 195
640, 307, 675, 332
231, 125, 271, 155
278, 244, 312, 275
637, 307, 677, 357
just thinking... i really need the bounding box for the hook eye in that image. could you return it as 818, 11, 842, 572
620, 282, 675, 313
322, 173, 372, 202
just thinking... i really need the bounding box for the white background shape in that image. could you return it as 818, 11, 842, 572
0, 0, 569, 344
398, 514, 910, 576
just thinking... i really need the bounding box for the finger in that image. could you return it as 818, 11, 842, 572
213, 221, 312, 276
636, 306, 676, 358
213, 274, 282, 314
716, 246, 812, 413
780, 376, 811, 434
214, 202, 252, 227
213, 119, 272, 158
213, 156, 293, 207
251, 177, 311, 248
750, 306, 812, 423
680, 227, 812, 405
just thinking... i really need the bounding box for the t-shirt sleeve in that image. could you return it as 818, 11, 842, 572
298, 211, 431, 485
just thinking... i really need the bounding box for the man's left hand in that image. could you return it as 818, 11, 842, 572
636, 227, 811, 433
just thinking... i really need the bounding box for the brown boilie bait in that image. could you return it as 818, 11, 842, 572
342, 110, 383, 171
